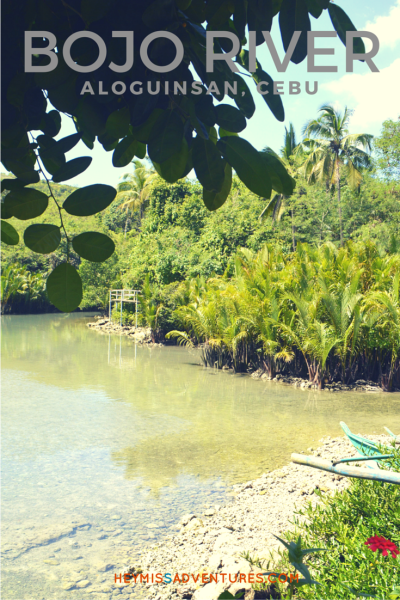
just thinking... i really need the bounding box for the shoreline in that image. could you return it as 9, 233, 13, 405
122, 434, 390, 600
86, 317, 389, 394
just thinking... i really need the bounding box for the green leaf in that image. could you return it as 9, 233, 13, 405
142, 0, 176, 28
55, 133, 82, 154
46, 263, 83, 312
206, 0, 235, 29
24, 224, 61, 254
4, 188, 48, 220
209, 126, 218, 144
328, 4, 365, 54
3, 151, 37, 179
148, 111, 184, 163
81, 0, 113, 23
72, 232, 115, 262
248, 0, 273, 45
261, 147, 295, 195
39, 146, 66, 176
7, 170, 40, 185
47, 77, 79, 113
105, 107, 130, 140
260, 193, 283, 221
63, 184, 117, 216
1, 179, 28, 191
75, 97, 107, 138
1, 202, 14, 219
112, 136, 138, 168
279, 0, 310, 64
52, 157, 92, 182
217, 136, 272, 198
185, 0, 206, 22
296, 578, 321, 588
181, 149, 193, 179
98, 131, 119, 152
1, 144, 38, 161
305, 0, 323, 18
254, 69, 285, 122
203, 162, 232, 210
218, 128, 238, 137
236, 51, 284, 122
34, 56, 73, 90
215, 104, 246, 133
229, 74, 256, 119
80, 132, 95, 150
135, 141, 147, 160
233, 0, 247, 39
37, 134, 57, 149
40, 110, 62, 137
1, 220, 19, 245
218, 591, 244, 599
195, 95, 217, 127
130, 109, 164, 143
153, 139, 189, 183
193, 137, 225, 192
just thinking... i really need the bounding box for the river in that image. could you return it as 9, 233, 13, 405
2, 313, 400, 599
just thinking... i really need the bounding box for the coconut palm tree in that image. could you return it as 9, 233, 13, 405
301, 105, 373, 246
116, 158, 157, 234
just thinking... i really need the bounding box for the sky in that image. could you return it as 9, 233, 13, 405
3, 0, 400, 188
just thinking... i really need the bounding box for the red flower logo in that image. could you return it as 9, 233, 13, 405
365, 536, 400, 559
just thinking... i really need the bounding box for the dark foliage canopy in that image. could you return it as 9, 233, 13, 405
1, 0, 365, 311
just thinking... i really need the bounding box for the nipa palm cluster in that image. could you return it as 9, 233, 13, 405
167, 240, 400, 391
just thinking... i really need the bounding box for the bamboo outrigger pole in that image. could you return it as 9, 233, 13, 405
291, 453, 400, 485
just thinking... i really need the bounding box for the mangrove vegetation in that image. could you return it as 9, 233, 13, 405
2, 115, 400, 390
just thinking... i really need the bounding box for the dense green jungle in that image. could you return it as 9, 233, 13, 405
2, 116, 400, 390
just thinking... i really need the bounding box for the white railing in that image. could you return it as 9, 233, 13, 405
109, 289, 141, 327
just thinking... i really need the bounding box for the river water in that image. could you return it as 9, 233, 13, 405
2, 313, 400, 599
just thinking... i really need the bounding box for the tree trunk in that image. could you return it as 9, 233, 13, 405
336, 158, 344, 246
313, 365, 324, 389
291, 209, 296, 251
263, 357, 276, 379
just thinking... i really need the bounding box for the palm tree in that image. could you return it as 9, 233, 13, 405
259, 123, 300, 251
301, 105, 373, 246
1, 266, 26, 313
115, 158, 157, 234
0, 266, 45, 313
365, 274, 400, 391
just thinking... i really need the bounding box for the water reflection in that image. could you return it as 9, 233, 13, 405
2, 314, 400, 599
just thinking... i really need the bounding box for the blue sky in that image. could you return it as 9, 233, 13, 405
3, 1, 400, 188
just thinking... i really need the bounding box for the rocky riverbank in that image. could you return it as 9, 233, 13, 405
250, 369, 384, 393
86, 317, 158, 345
86, 317, 390, 393
122, 434, 391, 600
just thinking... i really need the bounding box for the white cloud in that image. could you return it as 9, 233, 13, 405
363, 0, 400, 49
322, 58, 400, 130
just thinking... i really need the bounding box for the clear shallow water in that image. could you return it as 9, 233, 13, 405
2, 313, 400, 599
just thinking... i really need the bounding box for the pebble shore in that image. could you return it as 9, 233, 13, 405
125, 434, 391, 600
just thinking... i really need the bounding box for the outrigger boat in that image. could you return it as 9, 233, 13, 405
291, 422, 400, 485
384, 427, 400, 443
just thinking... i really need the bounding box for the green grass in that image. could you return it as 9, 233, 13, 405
289, 450, 400, 599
